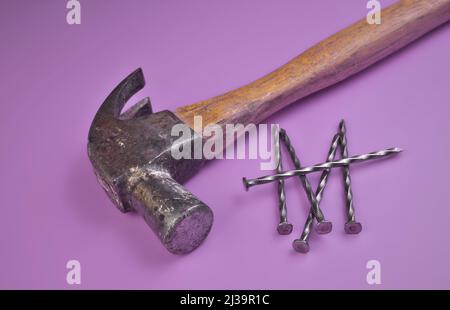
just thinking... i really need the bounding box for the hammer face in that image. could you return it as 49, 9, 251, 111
88, 69, 213, 254
131, 171, 213, 254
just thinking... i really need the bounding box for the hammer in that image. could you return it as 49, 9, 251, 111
88, 0, 450, 254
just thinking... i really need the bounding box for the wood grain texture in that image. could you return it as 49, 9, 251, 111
175, 0, 450, 130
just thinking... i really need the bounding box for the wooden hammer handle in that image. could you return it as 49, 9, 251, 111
175, 0, 450, 128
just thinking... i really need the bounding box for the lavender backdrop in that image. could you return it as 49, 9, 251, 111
1, 0, 449, 289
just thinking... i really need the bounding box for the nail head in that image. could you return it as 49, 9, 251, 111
292, 239, 310, 253
345, 221, 362, 234
277, 222, 293, 235
315, 220, 333, 234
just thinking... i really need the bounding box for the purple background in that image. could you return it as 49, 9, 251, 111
1, 0, 449, 289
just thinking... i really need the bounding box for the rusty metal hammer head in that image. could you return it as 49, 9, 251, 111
88, 69, 213, 255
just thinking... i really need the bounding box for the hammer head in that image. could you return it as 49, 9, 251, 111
88, 69, 213, 254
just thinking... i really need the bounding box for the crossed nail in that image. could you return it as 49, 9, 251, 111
243, 120, 402, 253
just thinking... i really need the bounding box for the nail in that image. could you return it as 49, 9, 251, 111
339, 120, 362, 234
274, 126, 293, 235
279, 129, 331, 234
243, 147, 402, 187
293, 133, 341, 253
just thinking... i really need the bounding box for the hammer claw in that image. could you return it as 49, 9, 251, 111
97, 68, 146, 119
120, 97, 152, 120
